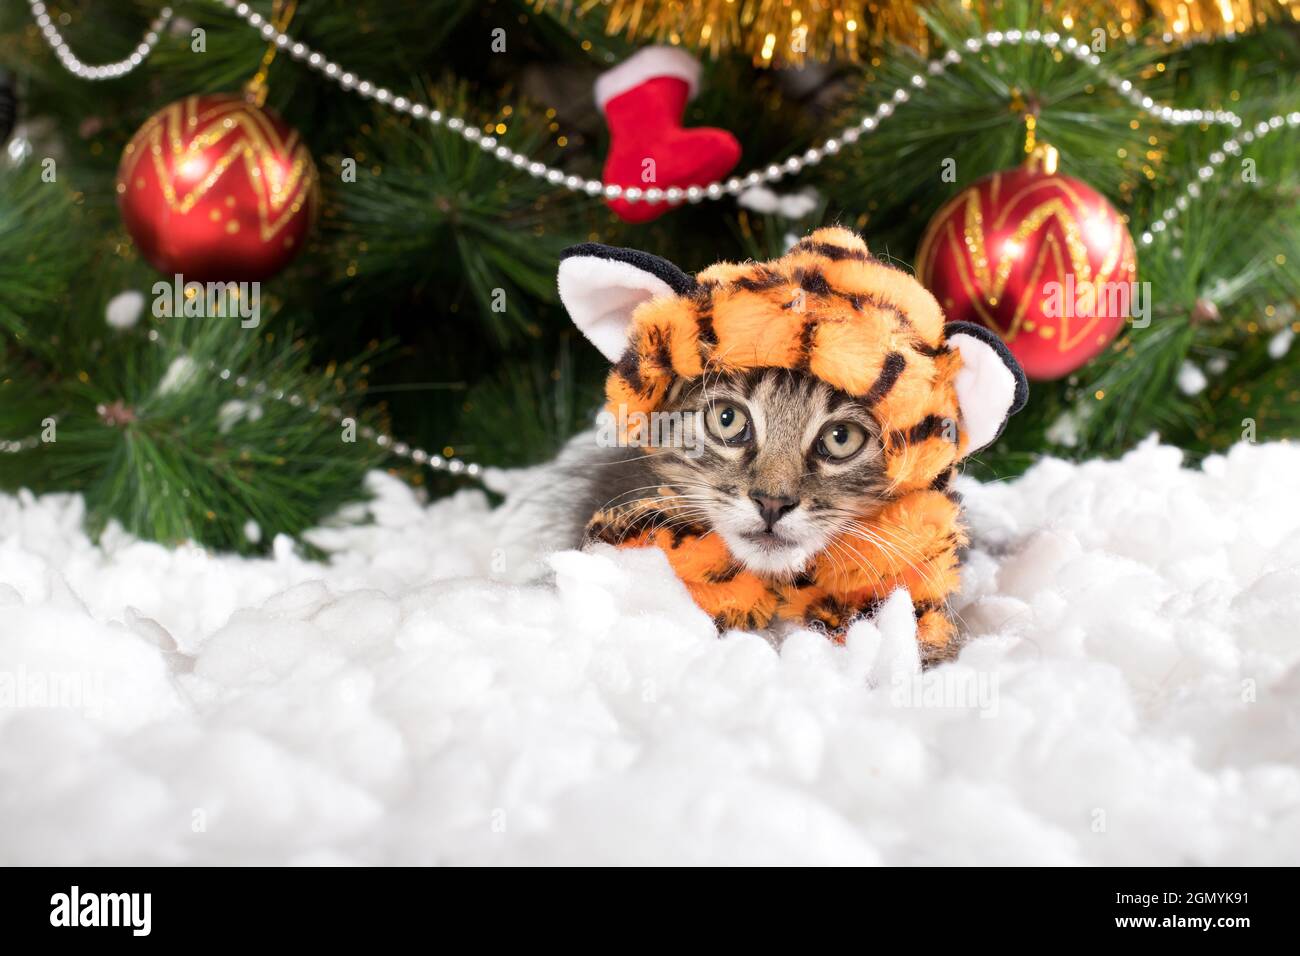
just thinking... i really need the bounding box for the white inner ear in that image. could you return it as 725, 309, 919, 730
557, 256, 677, 362
949, 332, 1017, 454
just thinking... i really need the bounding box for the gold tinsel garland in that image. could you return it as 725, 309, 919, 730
537, 0, 1300, 65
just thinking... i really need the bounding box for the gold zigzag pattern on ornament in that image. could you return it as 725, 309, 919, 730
916, 173, 1135, 353
118, 96, 315, 243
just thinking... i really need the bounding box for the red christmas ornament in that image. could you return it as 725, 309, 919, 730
916, 149, 1137, 380
116, 94, 319, 281
596, 47, 741, 223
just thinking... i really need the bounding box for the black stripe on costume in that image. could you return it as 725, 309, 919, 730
891, 414, 948, 447
913, 600, 942, 619
792, 239, 870, 262
733, 267, 786, 292
614, 348, 643, 394
795, 316, 819, 370
669, 522, 707, 547
649, 326, 673, 373
863, 352, 906, 405
695, 310, 717, 352
796, 268, 833, 296
929, 467, 955, 491
705, 564, 741, 585
910, 338, 948, 358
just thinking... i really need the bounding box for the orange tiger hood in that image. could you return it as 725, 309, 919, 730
559, 227, 1028, 495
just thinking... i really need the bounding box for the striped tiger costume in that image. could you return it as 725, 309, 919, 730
557, 227, 1027, 658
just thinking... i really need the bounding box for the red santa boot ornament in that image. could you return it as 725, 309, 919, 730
595, 46, 742, 223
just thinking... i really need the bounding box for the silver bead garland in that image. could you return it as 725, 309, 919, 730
26, 1, 172, 80
202, 357, 482, 479
3, 355, 483, 479
1139, 110, 1300, 246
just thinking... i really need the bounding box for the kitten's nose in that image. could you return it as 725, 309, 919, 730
750, 491, 799, 532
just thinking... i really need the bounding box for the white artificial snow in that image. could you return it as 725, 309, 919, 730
1044, 414, 1079, 447
105, 290, 145, 330
738, 185, 820, 220
155, 356, 199, 396
217, 399, 263, 434
1045, 404, 1093, 448
1177, 360, 1208, 396
1268, 327, 1294, 360
1, 438, 1299, 865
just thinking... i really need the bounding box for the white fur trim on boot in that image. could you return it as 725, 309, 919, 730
594, 45, 701, 112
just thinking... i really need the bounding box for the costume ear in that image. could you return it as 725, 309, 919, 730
944, 322, 1029, 456
557, 243, 696, 361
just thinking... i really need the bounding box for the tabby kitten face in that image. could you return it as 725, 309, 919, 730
651, 368, 890, 577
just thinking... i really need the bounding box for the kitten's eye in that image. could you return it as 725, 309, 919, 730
705, 403, 750, 443
816, 422, 867, 460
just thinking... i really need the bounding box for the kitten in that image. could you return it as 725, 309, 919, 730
574, 367, 893, 579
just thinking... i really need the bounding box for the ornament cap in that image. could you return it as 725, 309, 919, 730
1025, 142, 1060, 175
243, 0, 298, 108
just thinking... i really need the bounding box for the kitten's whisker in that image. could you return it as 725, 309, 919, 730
826, 538, 896, 602
595, 483, 717, 512
828, 520, 925, 579
639, 507, 714, 538
819, 521, 889, 595
585, 451, 666, 466
825, 528, 959, 632
833, 525, 954, 613
822, 538, 880, 594
837, 526, 929, 576
828, 510, 936, 565
848, 527, 970, 635
861, 523, 949, 572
